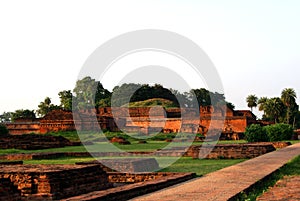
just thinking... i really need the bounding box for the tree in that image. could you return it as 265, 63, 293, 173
226, 102, 235, 110
11, 109, 36, 121
73, 76, 111, 109
281, 88, 297, 124
58, 90, 73, 111
36, 97, 61, 117
264, 97, 285, 123
0, 112, 12, 122
246, 95, 258, 112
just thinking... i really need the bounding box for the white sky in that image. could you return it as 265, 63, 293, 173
0, 0, 300, 117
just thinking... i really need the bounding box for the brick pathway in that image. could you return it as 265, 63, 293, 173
257, 175, 300, 200
131, 143, 300, 201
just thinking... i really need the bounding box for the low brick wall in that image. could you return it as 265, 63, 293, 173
0, 164, 112, 200
190, 143, 276, 159
107, 172, 188, 183
0, 134, 80, 150
76, 158, 159, 172
62, 172, 196, 201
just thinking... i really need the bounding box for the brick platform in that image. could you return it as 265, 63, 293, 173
190, 143, 276, 159
0, 134, 80, 150
132, 143, 300, 201
62, 172, 195, 201
76, 158, 160, 172
0, 164, 111, 200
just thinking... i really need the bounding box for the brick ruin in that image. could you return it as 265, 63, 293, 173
5, 106, 260, 139
0, 164, 111, 200
76, 158, 160, 173
0, 163, 195, 201
0, 134, 80, 150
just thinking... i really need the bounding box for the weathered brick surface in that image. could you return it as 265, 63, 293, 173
0, 164, 111, 200
0, 134, 80, 150
76, 158, 159, 173
190, 143, 276, 159
257, 176, 300, 200
107, 172, 187, 183
5, 106, 260, 139
62, 172, 195, 201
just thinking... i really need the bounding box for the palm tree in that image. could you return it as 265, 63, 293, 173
281, 88, 297, 124
246, 95, 258, 112
258, 97, 268, 118
264, 97, 285, 123
258, 97, 268, 111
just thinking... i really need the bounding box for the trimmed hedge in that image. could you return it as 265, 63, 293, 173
265, 123, 294, 142
245, 123, 293, 142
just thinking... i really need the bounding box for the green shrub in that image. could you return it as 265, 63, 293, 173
244, 124, 269, 142
265, 123, 294, 141
0, 124, 9, 135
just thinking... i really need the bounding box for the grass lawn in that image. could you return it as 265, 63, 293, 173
21, 156, 246, 176
158, 157, 246, 176
1, 139, 299, 155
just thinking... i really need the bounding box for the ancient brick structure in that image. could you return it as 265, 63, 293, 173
190, 143, 276, 159
62, 172, 195, 201
0, 134, 80, 150
76, 158, 160, 172
5, 106, 259, 139
0, 164, 111, 200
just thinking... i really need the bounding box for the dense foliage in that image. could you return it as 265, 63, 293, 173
245, 123, 294, 142
11, 109, 36, 121
254, 88, 299, 128
265, 123, 294, 142
244, 124, 269, 142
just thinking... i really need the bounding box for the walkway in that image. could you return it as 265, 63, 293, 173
131, 143, 300, 201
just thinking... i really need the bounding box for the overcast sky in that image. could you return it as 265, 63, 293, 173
1, 0, 300, 117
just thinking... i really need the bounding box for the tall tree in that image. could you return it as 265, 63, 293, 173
281, 88, 297, 124
246, 95, 258, 112
73, 76, 111, 109
258, 97, 268, 112
258, 97, 268, 118
264, 97, 285, 123
58, 90, 73, 111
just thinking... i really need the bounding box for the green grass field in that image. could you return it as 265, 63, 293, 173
21, 156, 246, 176
1, 131, 299, 179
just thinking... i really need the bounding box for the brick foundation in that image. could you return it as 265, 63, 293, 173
0, 164, 111, 200
76, 158, 159, 172
190, 143, 276, 159
0, 134, 80, 150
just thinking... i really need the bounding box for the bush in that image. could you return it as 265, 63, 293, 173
244, 124, 269, 142
0, 124, 9, 135
265, 123, 294, 141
